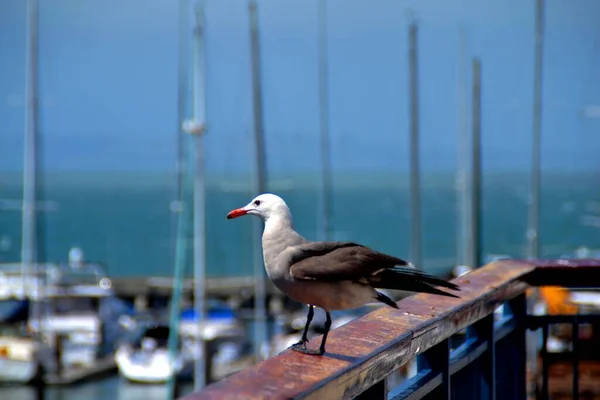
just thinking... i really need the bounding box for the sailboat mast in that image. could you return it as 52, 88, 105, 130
456, 26, 472, 268
22, 0, 39, 286
527, 0, 545, 259
171, 0, 190, 238
248, 0, 268, 361
318, 0, 333, 241
165, 0, 190, 398
408, 21, 422, 269
190, 3, 207, 390
471, 59, 482, 269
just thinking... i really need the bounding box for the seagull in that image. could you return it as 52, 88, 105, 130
227, 193, 460, 356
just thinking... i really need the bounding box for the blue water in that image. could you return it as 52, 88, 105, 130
0, 376, 196, 400
0, 169, 598, 399
0, 171, 598, 278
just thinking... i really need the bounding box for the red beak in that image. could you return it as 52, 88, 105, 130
227, 208, 248, 219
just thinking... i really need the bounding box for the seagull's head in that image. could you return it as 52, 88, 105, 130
227, 193, 291, 222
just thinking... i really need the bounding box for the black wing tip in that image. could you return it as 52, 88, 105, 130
438, 278, 461, 291
376, 291, 399, 309
391, 267, 462, 290
430, 281, 461, 296
416, 283, 461, 299
437, 290, 460, 298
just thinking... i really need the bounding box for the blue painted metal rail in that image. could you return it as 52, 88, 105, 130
182, 259, 600, 400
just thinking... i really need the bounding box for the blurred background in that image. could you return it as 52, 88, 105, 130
0, 0, 599, 399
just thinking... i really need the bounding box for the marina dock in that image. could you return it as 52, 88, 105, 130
44, 356, 116, 385
110, 276, 278, 298
110, 276, 282, 313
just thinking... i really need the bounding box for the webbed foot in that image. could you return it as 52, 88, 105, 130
289, 343, 324, 356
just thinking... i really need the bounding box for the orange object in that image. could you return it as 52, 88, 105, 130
539, 286, 579, 315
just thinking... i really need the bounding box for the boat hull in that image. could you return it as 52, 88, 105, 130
115, 348, 190, 384
0, 357, 39, 383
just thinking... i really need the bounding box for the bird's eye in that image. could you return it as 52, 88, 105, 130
253, 200, 261, 206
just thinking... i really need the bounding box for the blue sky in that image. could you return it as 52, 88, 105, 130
1, 0, 599, 174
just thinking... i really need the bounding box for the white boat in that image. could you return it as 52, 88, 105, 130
115, 325, 187, 384
0, 297, 51, 384
116, 306, 249, 384
0, 324, 40, 383
0, 260, 136, 384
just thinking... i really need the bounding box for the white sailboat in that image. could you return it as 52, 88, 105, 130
0, 295, 42, 383
115, 305, 248, 384
0, 257, 136, 384
0, 0, 45, 384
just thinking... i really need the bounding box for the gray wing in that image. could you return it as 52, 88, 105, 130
289, 241, 460, 297
289, 241, 410, 282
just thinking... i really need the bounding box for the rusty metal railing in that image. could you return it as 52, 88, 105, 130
182, 259, 600, 400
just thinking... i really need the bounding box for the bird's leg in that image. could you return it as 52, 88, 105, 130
290, 308, 332, 356
290, 305, 313, 350
317, 311, 332, 356
299, 305, 314, 345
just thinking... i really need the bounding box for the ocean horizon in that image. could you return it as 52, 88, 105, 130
0, 170, 598, 278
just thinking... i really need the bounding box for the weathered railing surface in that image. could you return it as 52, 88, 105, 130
182, 259, 600, 400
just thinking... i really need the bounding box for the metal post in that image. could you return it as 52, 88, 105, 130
190, 3, 207, 390
408, 21, 421, 269
507, 293, 527, 400
470, 314, 496, 400
572, 318, 580, 400
318, 0, 333, 241
528, 0, 545, 259
416, 338, 451, 399
249, 0, 268, 360
356, 380, 387, 400
471, 59, 482, 268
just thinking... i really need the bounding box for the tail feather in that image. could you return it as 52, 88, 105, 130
389, 267, 460, 290
370, 268, 460, 298
375, 291, 399, 308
